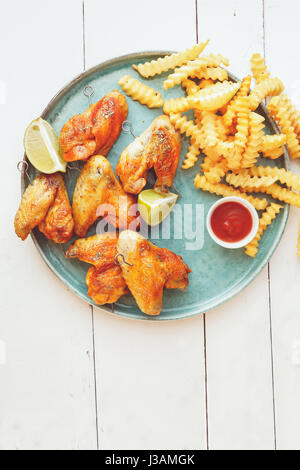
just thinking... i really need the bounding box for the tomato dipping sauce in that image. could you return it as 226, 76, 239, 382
210, 201, 253, 243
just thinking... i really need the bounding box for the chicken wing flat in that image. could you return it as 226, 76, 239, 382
86, 265, 128, 305
59, 90, 128, 162
39, 173, 74, 243
116, 115, 181, 194
72, 155, 139, 237
117, 230, 191, 316
65, 232, 118, 270
15, 173, 58, 240
66, 233, 128, 305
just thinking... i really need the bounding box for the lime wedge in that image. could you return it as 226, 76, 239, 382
24, 118, 66, 173
138, 189, 178, 226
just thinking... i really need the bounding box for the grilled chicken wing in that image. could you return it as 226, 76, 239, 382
116, 115, 181, 194
39, 173, 74, 243
15, 173, 73, 243
72, 155, 139, 237
15, 173, 58, 240
65, 232, 118, 269
117, 230, 191, 316
59, 90, 128, 162
66, 233, 128, 305
86, 265, 128, 305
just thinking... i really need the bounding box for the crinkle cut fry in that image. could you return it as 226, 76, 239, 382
226, 172, 278, 189
223, 75, 252, 128
242, 182, 300, 208
280, 94, 300, 141
164, 81, 241, 114
169, 113, 205, 149
182, 141, 201, 169
191, 66, 228, 81
245, 203, 283, 257
227, 96, 250, 170
163, 53, 229, 90
241, 112, 265, 168
239, 165, 300, 192
249, 77, 284, 111
132, 40, 209, 78
250, 53, 270, 84
194, 174, 268, 210
268, 96, 300, 159
261, 134, 287, 151
118, 75, 163, 108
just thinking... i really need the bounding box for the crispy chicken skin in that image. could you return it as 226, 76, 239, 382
86, 265, 128, 305
39, 173, 74, 243
72, 155, 139, 237
65, 232, 118, 270
66, 233, 128, 305
15, 173, 73, 243
116, 115, 181, 194
117, 230, 191, 316
14, 174, 58, 241
59, 90, 128, 162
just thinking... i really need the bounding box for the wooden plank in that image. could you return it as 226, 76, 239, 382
264, 0, 300, 450
0, 0, 97, 450
197, 0, 275, 449
84, 0, 207, 450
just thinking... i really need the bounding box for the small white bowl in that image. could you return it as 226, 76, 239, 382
206, 196, 259, 249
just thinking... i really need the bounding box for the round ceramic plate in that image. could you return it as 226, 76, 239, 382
21, 51, 289, 321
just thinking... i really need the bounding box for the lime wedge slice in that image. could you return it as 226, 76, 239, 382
138, 189, 178, 226
24, 118, 66, 173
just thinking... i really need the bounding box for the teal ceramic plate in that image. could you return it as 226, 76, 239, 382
21, 52, 289, 321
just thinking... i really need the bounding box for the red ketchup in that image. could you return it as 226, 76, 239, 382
211, 201, 253, 243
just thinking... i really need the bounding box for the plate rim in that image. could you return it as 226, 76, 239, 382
20, 50, 290, 321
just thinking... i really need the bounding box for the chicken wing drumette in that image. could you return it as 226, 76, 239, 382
116, 115, 181, 194
59, 90, 128, 162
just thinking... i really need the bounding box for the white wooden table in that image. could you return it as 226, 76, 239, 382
1, 0, 299, 450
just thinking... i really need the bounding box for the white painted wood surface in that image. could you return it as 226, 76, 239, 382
0, 0, 299, 450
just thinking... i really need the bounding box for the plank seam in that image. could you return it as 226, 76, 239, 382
263, 0, 277, 450
91, 305, 100, 450
82, 0, 86, 71
196, 0, 209, 449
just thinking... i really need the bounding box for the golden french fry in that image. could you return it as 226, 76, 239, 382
181, 78, 201, 95
250, 53, 270, 84
191, 66, 228, 81
204, 160, 227, 184
243, 182, 300, 208
163, 54, 229, 90
118, 75, 163, 108
268, 96, 300, 159
280, 94, 300, 141
262, 147, 284, 159
245, 203, 283, 257
261, 134, 287, 151
132, 41, 209, 78
223, 75, 252, 128
249, 77, 284, 110
240, 165, 300, 192
241, 112, 265, 168
226, 172, 278, 189
169, 113, 205, 149
182, 141, 201, 170
194, 174, 268, 210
